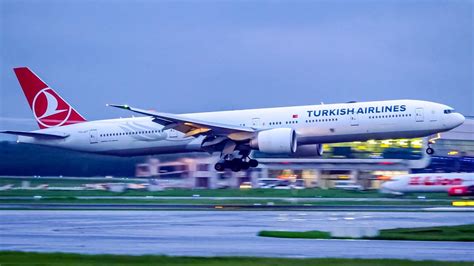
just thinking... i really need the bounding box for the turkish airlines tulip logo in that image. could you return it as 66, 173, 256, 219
32, 88, 72, 127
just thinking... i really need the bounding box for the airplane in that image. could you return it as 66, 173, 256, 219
1, 67, 466, 172
380, 173, 474, 195
448, 185, 474, 196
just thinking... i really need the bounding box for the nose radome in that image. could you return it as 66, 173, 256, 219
455, 113, 465, 126
444, 112, 465, 129
381, 181, 395, 192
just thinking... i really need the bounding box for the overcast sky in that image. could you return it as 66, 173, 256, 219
1, 0, 472, 136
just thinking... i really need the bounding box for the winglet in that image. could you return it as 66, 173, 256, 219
107, 104, 131, 110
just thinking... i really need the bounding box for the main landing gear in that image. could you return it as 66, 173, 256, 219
214, 157, 259, 172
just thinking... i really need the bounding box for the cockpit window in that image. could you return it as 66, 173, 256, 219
444, 109, 455, 114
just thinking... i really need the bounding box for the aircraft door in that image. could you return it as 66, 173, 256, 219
415, 108, 424, 122
252, 118, 261, 128
89, 129, 99, 144
350, 114, 359, 126
168, 129, 178, 138
429, 109, 437, 122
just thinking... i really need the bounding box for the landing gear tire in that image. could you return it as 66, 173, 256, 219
248, 159, 258, 168
240, 161, 250, 170
214, 162, 226, 172
214, 158, 259, 172
230, 159, 242, 172
426, 147, 434, 155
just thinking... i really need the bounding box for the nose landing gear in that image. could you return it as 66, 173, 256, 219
426, 140, 435, 155
426, 147, 434, 155
425, 134, 441, 155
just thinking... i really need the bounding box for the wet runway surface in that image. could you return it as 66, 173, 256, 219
0, 203, 459, 211
1, 210, 473, 261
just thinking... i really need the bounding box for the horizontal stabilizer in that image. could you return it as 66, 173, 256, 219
0, 130, 69, 139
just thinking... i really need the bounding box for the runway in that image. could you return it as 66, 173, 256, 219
1, 203, 471, 212
0, 196, 453, 202
1, 210, 473, 261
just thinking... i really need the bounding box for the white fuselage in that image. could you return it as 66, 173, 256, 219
18, 99, 465, 156
380, 173, 474, 194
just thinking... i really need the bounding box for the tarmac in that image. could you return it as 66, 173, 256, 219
1, 210, 473, 261
0, 196, 454, 202
1, 203, 473, 212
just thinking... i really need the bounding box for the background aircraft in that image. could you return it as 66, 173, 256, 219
381, 173, 474, 194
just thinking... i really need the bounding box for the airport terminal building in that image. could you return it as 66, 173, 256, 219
136, 119, 474, 189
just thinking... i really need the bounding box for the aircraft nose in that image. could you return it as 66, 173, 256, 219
455, 113, 466, 126
380, 181, 395, 193
444, 112, 465, 129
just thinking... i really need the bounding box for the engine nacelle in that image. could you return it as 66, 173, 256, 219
292, 144, 324, 157
250, 128, 297, 154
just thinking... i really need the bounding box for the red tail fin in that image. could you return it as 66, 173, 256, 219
13, 67, 86, 129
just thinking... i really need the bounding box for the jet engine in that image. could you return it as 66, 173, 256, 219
292, 144, 324, 157
250, 128, 297, 154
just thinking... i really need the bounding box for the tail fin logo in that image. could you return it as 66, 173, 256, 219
32, 88, 72, 128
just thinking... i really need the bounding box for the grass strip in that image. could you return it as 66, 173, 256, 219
0, 188, 379, 198
258, 224, 474, 242
259, 230, 331, 239
0, 198, 451, 206
0, 251, 471, 266
372, 224, 474, 242
0, 187, 455, 199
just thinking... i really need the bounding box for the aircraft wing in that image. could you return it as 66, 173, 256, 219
0, 130, 69, 139
107, 104, 256, 140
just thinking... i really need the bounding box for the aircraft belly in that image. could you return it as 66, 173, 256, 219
297, 128, 439, 144
405, 186, 450, 193
98, 137, 201, 156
